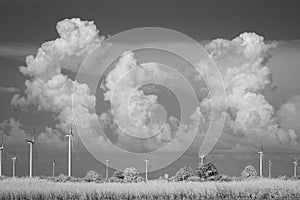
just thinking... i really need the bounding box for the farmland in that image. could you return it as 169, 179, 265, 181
0, 178, 300, 200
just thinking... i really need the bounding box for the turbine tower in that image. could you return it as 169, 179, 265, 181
52, 160, 56, 177
268, 160, 272, 179
66, 124, 73, 177
0, 136, 4, 176
105, 160, 109, 179
145, 159, 149, 181
26, 137, 35, 178
293, 159, 298, 178
12, 155, 16, 177
258, 144, 264, 178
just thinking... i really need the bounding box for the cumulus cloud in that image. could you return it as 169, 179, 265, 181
10, 18, 109, 147
101, 51, 179, 151
277, 95, 300, 131
0, 118, 65, 148
9, 17, 300, 154
202, 32, 299, 148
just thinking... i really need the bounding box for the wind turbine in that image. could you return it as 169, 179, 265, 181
105, 160, 109, 179
11, 151, 17, 177
52, 160, 56, 177
26, 136, 35, 178
145, 158, 149, 181
0, 136, 4, 176
66, 124, 73, 177
258, 144, 264, 178
199, 155, 205, 168
293, 159, 298, 178
268, 160, 272, 179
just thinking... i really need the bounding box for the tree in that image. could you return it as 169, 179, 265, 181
174, 166, 194, 181
196, 162, 219, 180
84, 170, 102, 182
123, 167, 139, 182
241, 165, 258, 179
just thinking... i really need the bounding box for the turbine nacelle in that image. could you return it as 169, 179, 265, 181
0, 136, 4, 150
26, 137, 35, 144
293, 160, 298, 166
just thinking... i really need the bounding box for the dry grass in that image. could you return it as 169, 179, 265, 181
0, 177, 300, 199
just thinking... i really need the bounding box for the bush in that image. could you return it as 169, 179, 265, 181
135, 176, 145, 182
241, 165, 258, 179
196, 162, 219, 180
69, 177, 84, 182
108, 176, 124, 183
186, 176, 201, 182
164, 173, 169, 180
293, 175, 300, 180
55, 174, 71, 182
218, 174, 233, 182
113, 170, 124, 179
84, 170, 102, 182
277, 175, 288, 180
173, 166, 194, 181
123, 167, 139, 182
0, 176, 7, 181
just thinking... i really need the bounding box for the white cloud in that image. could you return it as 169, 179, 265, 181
277, 95, 300, 131
11, 18, 109, 147
0, 118, 65, 148
10, 17, 300, 154
202, 32, 299, 147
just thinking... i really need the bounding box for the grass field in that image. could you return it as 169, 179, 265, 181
0, 178, 300, 200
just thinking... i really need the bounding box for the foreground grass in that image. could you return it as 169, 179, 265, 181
0, 178, 300, 200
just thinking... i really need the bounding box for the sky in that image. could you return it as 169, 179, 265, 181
0, 0, 300, 179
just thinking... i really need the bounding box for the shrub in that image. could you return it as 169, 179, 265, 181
164, 173, 169, 180
218, 174, 233, 182
113, 170, 124, 179
136, 176, 145, 182
69, 177, 84, 182
196, 162, 219, 180
173, 166, 194, 181
55, 174, 70, 182
293, 175, 300, 180
108, 176, 124, 183
123, 167, 139, 182
84, 170, 102, 182
241, 165, 258, 179
186, 176, 201, 182
277, 175, 288, 180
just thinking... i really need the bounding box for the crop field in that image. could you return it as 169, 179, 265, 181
0, 178, 300, 200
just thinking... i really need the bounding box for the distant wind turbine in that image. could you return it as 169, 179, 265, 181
52, 160, 56, 177
199, 155, 205, 168
258, 144, 264, 178
11, 151, 17, 177
293, 159, 298, 178
0, 136, 4, 176
268, 160, 272, 179
145, 159, 149, 181
26, 136, 35, 178
105, 160, 109, 179
66, 124, 73, 177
